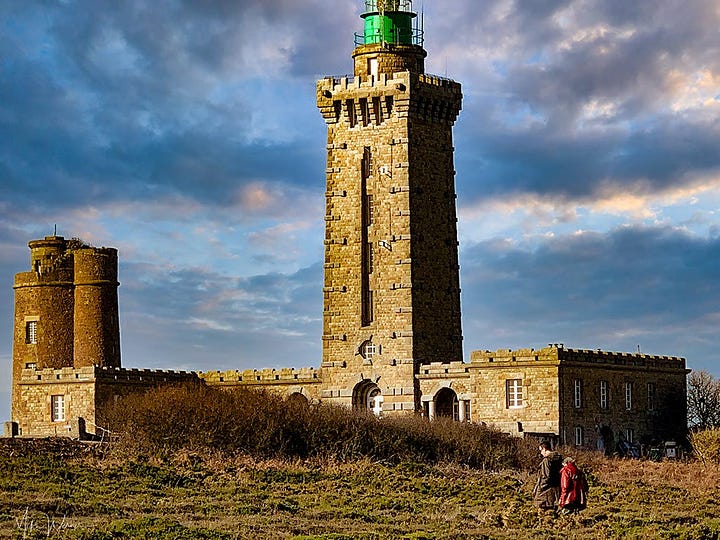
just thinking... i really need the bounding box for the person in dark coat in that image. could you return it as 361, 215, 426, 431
532, 441, 563, 510
559, 457, 588, 514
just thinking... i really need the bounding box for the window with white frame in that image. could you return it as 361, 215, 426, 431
25, 321, 38, 344
506, 379, 523, 408
360, 340, 376, 360
574, 379, 583, 408
574, 426, 584, 446
600, 380, 608, 409
625, 382, 633, 411
51, 395, 65, 422
647, 382, 656, 411
625, 428, 634, 444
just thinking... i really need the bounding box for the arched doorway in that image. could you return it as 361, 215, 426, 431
435, 387, 459, 420
352, 380, 383, 416
287, 392, 309, 407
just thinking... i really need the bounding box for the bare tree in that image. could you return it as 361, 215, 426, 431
687, 370, 720, 430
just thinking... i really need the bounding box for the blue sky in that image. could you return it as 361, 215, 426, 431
1, 0, 719, 422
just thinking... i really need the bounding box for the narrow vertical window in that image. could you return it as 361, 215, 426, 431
385, 95, 393, 117
51, 395, 65, 422
368, 57, 378, 79
599, 380, 608, 409
372, 96, 382, 124
574, 426, 584, 446
647, 382, 655, 411
506, 379, 523, 408
346, 99, 356, 127
625, 428, 634, 444
25, 321, 38, 344
574, 379, 583, 408
625, 382, 633, 411
361, 147, 373, 326
359, 98, 369, 127
364, 194, 375, 226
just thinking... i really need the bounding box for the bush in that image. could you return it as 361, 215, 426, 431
690, 428, 720, 464
100, 383, 519, 469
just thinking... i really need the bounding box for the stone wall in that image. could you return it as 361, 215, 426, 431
15, 366, 199, 438
11, 236, 121, 423
460, 345, 688, 446
316, 40, 463, 413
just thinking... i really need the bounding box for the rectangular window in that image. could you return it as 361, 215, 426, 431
506, 379, 523, 408
346, 99, 356, 127
647, 382, 656, 411
625, 382, 633, 411
362, 147, 372, 179
359, 98, 369, 127
385, 96, 393, 117
25, 321, 38, 344
574, 379, 583, 408
373, 96, 382, 124
365, 194, 375, 226
574, 426, 584, 446
51, 395, 65, 422
599, 380, 608, 409
625, 428, 634, 444
368, 57, 378, 79
366, 242, 374, 274
362, 289, 374, 326
25, 362, 37, 370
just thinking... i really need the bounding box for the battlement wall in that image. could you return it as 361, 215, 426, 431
469, 346, 686, 371
19, 366, 200, 385
199, 367, 320, 386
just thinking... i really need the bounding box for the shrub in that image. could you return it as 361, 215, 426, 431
100, 383, 518, 469
690, 428, 720, 464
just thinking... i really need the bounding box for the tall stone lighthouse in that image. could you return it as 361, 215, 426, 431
316, 0, 463, 414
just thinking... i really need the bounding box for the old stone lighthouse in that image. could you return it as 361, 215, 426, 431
9, 0, 688, 448
316, 0, 463, 415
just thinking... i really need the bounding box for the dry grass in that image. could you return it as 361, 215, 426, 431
100, 383, 518, 470
1, 440, 719, 539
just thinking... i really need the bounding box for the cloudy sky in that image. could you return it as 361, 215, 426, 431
2, 0, 719, 422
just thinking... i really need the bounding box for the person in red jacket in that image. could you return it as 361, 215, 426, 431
559, 457, 588, 514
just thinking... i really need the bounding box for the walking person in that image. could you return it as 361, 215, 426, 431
559, 457, 588, 514
532, 441, 563, 512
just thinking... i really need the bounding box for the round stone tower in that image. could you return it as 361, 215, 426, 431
73, 247, 121, 368
13, 236, 76, 371
11, 235, 122, 421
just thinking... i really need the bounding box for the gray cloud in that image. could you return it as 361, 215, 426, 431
460, 225, 720, 359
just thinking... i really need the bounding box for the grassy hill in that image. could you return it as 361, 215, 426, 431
1, 438, 719, 539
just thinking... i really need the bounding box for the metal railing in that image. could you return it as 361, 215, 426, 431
363, 0, 414, 12
354, 28, 424, 47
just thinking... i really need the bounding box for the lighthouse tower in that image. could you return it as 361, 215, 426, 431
316, 0, 463, 414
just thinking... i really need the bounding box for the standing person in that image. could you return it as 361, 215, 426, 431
559, 457, 588, 514
532, 441, 563, 511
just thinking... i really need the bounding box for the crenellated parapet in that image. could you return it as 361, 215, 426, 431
199, 367, 320, 386
416, 361, 469, 378
317, 71, 461, 127
19, 366, 200, 385
469, 345, 687, 372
